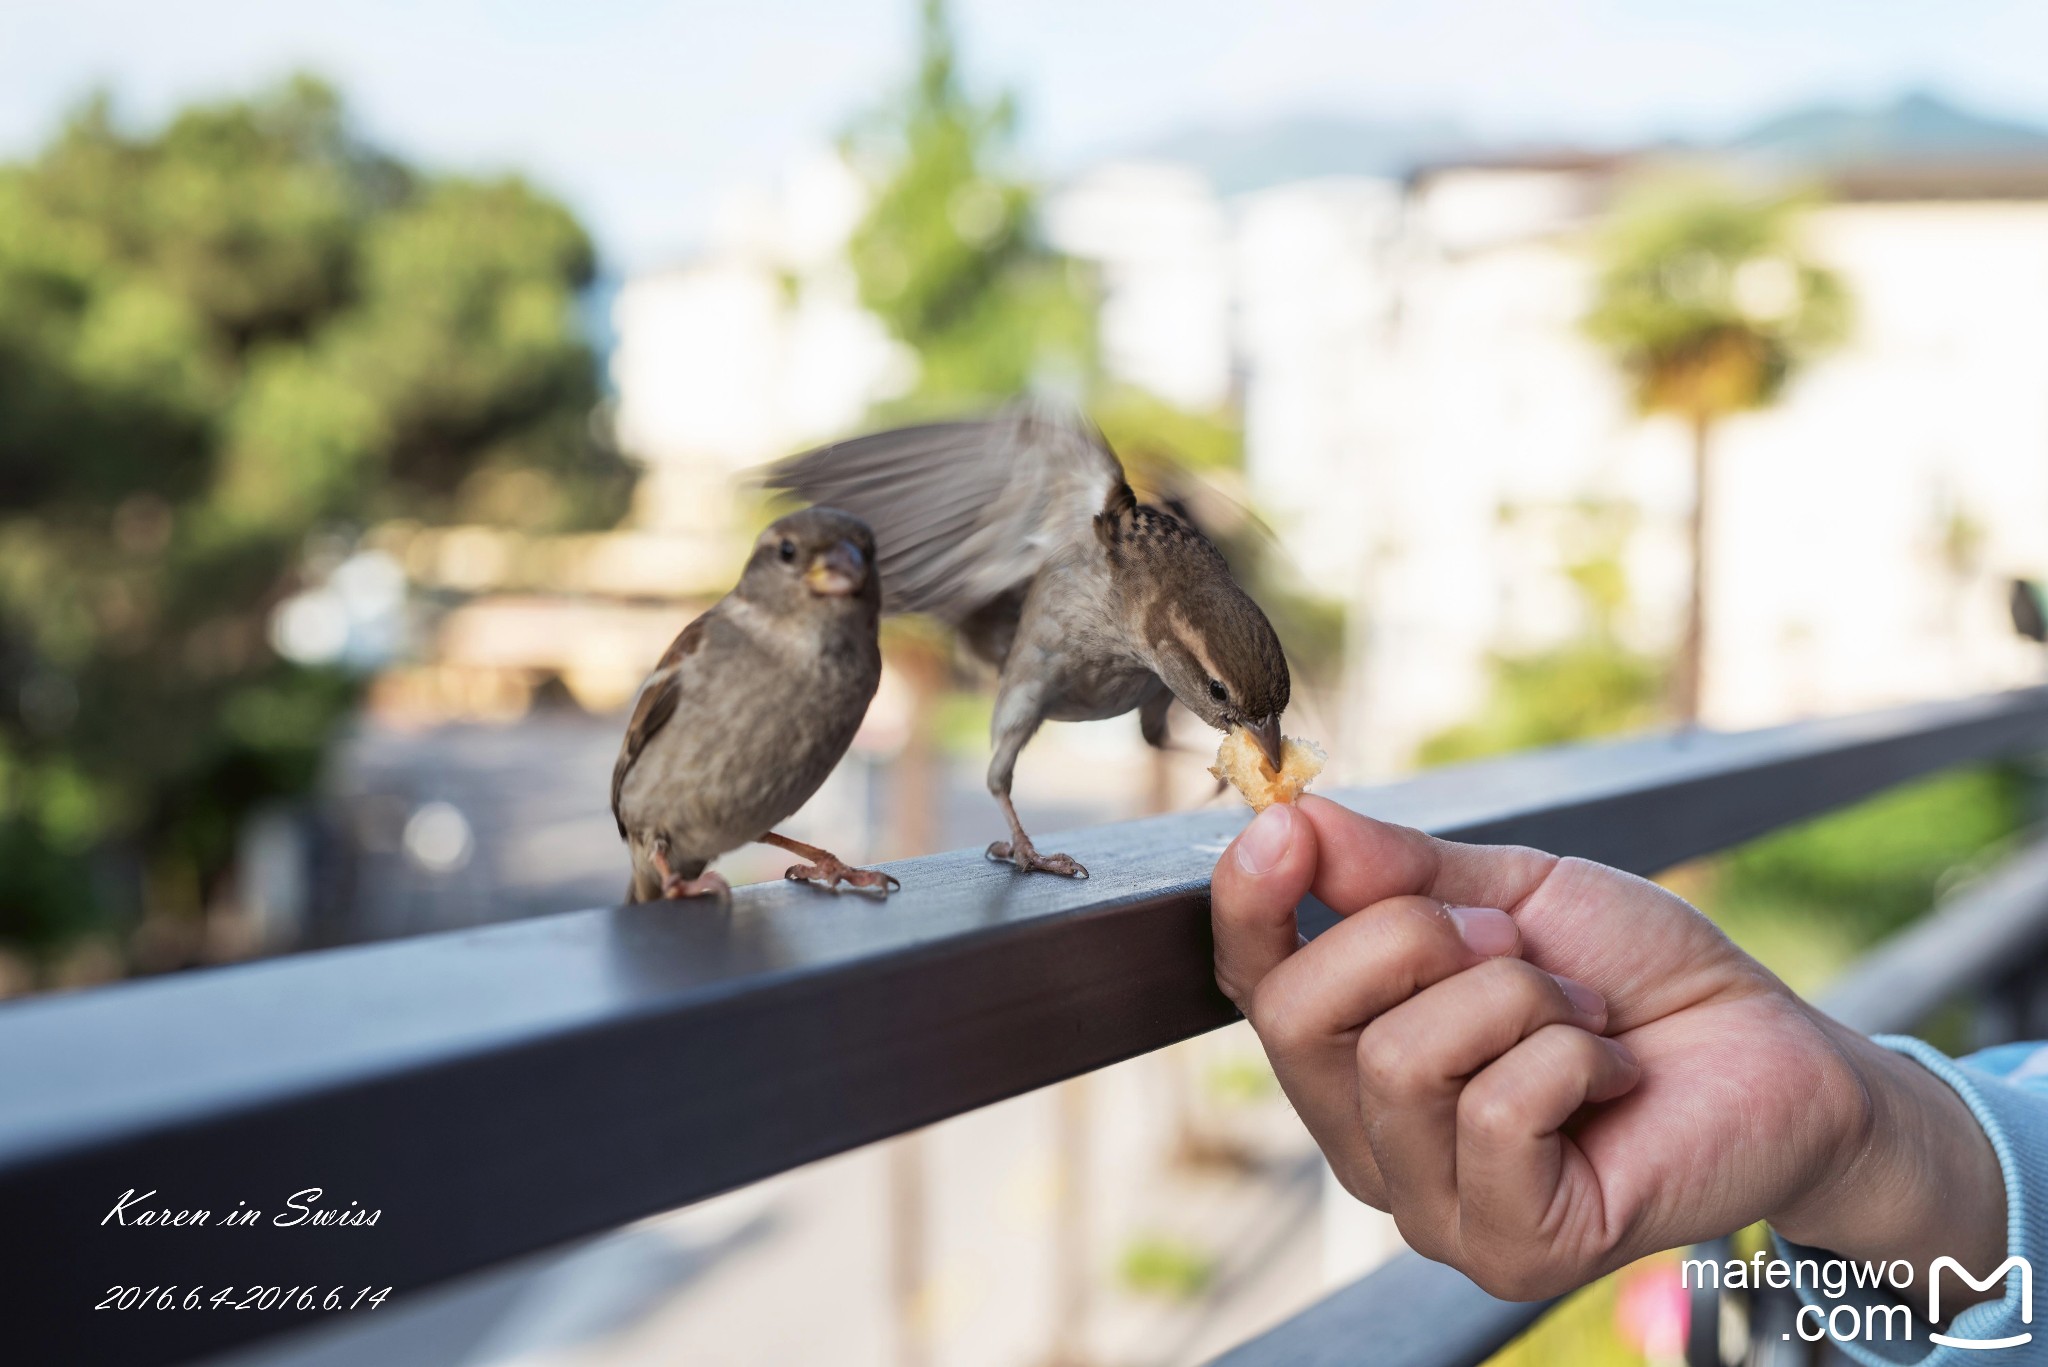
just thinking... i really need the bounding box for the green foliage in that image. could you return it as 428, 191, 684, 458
1094, 387, 1242, 474
1419, 641, 1666, 768
1714, 766, 2023, 951
844, 0, 1092, 409
1118, 1235, 1215, 1300
1420, 502, 1666, 768
1582, 173, 1848, 421
0, 75, 629, 961
1203, 1054, 1279, 1105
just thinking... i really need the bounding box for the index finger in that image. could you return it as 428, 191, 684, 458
1294, 796, 1560, 917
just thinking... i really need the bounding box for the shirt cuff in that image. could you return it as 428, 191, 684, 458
1767, 1035, 2039, 1366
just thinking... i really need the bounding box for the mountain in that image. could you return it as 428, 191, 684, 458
1115, 93, 2048, 200
1729, 91, 2048, 167
1131, 114, 1479, 195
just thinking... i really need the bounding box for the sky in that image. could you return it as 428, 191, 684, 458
4, 0, 2047, 273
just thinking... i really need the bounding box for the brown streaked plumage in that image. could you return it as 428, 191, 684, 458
770, 401, 1291, 878
612, 507, 893, 901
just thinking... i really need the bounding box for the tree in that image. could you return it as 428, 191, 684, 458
0, 76, 631, 971
1582, 174, 1846, 724
844, 0, 1093, 413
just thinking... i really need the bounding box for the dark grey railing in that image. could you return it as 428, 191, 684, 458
9, 687, 2048, 1367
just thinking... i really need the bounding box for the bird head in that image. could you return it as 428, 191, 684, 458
739, 507, 879, 614
1146, 578, 1292, 770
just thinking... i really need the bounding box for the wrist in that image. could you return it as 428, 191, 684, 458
1770, 1021, 2005, 1311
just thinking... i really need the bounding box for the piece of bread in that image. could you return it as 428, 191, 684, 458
1211, 728, 1327, 811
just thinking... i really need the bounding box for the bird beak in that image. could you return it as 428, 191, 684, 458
1251, 715, 1285, 774
804, 539, 866, 597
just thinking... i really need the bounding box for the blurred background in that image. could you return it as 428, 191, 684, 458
7, 0, 2048, 1363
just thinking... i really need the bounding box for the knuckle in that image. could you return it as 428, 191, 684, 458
1529, 1019, 1595, 1065
1458, 1078, 1528, 1145
1332, 1159, 1390, 1211
1349, 895, 1462, 980
1391, 1209, 1453, 1265
1354, 1024, 1434, 1099
1489, 957, 1572, 1019
1247, 983, 1315, 1054
1392, 1205, 1458, 1270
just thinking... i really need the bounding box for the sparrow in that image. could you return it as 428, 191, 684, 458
612, 507, 896, 901
770, 402, 1291, 878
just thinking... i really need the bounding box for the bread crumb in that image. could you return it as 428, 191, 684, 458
1210, 728, 1326, 811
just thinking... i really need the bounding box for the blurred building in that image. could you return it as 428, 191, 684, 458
1273, 157, 2048, 771
611, 153, 907, 534
1042, 162, 1236, 412
1036, 153, 2048, 775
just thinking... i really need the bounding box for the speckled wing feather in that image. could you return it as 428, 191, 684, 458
768, 402, 1125, 624
610, 614, 707, 836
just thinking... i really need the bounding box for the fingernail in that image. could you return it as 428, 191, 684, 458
1604, 1035, 1640, 1071
1446, 905, 1516, 957
1235, 803, 1296, 876
1553, 974, 1606, 1021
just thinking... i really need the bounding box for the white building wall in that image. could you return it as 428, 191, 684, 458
610, 155, 904, 535
1233, 178, 1402, 588
1044, 162, 1234, 412
1704, 201, 2048, 727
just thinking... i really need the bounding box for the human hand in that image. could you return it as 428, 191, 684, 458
1211, 796, 2004, 1302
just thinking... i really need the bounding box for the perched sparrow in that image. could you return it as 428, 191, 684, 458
612, 507, 896, 901
771, 403, 1290, 878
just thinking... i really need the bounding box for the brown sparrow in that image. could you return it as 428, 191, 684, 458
612, 508, 896, 900
771, 403, 1290, 878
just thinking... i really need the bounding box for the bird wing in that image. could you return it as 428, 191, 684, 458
767, 401, 1126, 623
611, 613, 709, 836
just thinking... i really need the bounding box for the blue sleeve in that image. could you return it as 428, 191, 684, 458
1770, 1035, 2048, 1365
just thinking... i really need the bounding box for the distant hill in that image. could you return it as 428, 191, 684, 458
1726, 91, 2048, 166
1123, 93, 2048, 198
1132, 114, 1478, 195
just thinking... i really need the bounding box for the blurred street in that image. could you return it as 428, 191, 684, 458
313, 712, 1143, 943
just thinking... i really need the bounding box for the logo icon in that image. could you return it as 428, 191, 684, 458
1929, 1256, 2032, 1351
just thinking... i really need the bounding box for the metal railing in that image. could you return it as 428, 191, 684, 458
9, 686, 2048, 1367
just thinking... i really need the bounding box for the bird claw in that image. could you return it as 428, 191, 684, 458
985, 840, 1089, 879
784, 857, 900, 896
660, 870, 731, 901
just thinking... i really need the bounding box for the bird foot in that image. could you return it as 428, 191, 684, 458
784, 855, 901, 896
986, 839, 1089, 879
661, 870, 731, 900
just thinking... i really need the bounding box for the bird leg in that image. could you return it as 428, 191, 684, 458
759, 831, 900, 895
654, 846, 730, 901
984, 686, 1088, 878
986, 792, 1089, 879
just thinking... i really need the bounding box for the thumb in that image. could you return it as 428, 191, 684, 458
1211, 802, 1317, 1009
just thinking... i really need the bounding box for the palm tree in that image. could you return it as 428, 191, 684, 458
1583, 174, 1847, 724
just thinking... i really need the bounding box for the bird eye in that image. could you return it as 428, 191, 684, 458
1208, 679, 1228, 703
778, 538, 798, 563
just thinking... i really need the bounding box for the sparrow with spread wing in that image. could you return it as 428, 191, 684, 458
613, 507, 897, 901
771, 402, 1290, 878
